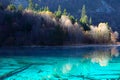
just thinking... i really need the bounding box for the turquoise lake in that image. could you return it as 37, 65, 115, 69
0, 45, 120, 80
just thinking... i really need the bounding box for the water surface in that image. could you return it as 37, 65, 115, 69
0, 46, 120, 80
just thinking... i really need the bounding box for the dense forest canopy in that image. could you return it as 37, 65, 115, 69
0, 0, 119, 46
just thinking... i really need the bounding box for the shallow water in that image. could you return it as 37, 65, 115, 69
0, 46, 120, 80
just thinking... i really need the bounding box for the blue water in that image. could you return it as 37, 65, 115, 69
0, 46, 120, 80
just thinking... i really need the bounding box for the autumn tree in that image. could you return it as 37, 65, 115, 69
88, 23, 111, 43
111, 31, 119, 43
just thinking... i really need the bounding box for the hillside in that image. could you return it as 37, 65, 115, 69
0, 0, 119, 46
0, 0, 120, 34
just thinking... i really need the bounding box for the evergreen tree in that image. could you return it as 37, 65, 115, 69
35, 3, 38, 10
89, 17, 92, 25
7, 4, 16, 11
80, 5, 90, 31
81, 5, 86, 19
18, 4, 23, 11
63, 9, 67, 15
80, 5, 88, 24
43, 6, 49, 11
46, 6, 49, 11
55, 5, 62, 18
69, 15, 75, 24
28, 0, 33, 10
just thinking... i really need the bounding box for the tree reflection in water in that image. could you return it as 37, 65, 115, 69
0, 46, 120, 79
84, 46, 119, 66
53, 46, 120, 77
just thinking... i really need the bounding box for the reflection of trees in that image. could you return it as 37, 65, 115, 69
111, 47, 119, 57
52, 47, 119, 79
91, 50, 111, 66
84, 47, 119, 66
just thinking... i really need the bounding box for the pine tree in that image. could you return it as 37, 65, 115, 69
18, 4, 23, 11
43, 6, 49, 11
7, 4, 16, 11
80, 5, 88, 24
69, 15, 75, 24
63, 9, 67, 15
55, 5, 62, 18
81, 5, 86, 19
80, 5, 90, 31
28, 0, 33, 10
46, 6, 49, 11
35, 3, 38, 10
89, 17, 92, 25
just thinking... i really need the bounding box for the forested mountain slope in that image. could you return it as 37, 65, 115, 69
0, 0, 119, 46
0, 0, 118, 33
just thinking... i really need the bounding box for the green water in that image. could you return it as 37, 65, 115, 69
0, 46, 120, 80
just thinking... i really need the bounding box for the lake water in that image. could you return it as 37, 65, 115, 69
0, 45, 120, 80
